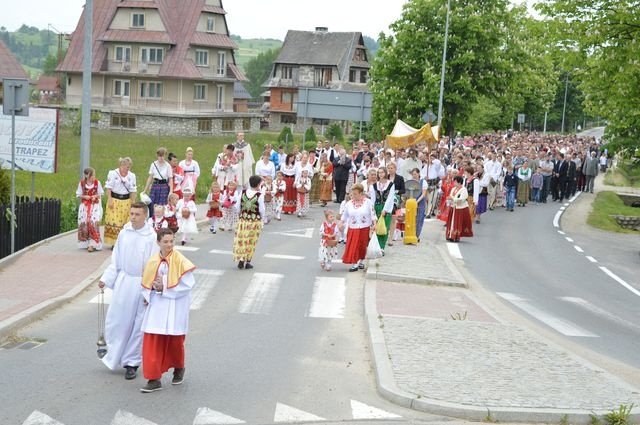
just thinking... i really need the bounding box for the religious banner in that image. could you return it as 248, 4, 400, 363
0, 106, 58, 173
387, 119, 439, 150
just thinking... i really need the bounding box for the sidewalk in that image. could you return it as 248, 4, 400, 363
0, 202, 211, 339
365, 218, 640, 423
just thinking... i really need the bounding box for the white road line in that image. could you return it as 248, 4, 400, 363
274, 403, 324, 422
307, 277, 346, 319
174, 246, 199, 252
193, 407, 246, 424
446, 242, 463, 260
565, 237, 574, 243
557, 230, 566, 235
553, 210, 563, 227
560, 297, 640, 332
111, 410, 158, 425
209, 249, 233, 255
264, 254, 305, 260
599, 267, 640, 297
569, 192, 580, 202
191, 269, 224, 310
564, 202, 570, 207
23, 411, 64, 425
586, 256, 598, 263
560, 207, 566, 211
497, 292, 598, 337
351, 400, 401, 419
272, 227, 315, 238
237, 273, 283, 314
574, 245, 584, 253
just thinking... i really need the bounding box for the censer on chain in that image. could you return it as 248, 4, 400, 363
97, 287, 107, 358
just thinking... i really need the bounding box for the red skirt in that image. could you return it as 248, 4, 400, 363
283, 175, 297, 213
206, 207, 222, 218
142, 333, 185, 380
342, 227, 370, 264
445, 207, 474, 241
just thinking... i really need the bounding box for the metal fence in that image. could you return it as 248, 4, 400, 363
0, 197, 61, 260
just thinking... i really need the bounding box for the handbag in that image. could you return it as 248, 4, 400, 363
222, 199, 232, 209
325, 238, 338, 247
375, 218, 387, 236
181, 208, 191, 219
209, 200, 220, 209
366, 234, 383, 259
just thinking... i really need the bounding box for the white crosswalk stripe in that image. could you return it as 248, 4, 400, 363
192, 407, 245, 424
307, 277, 346, 319
111, 410, 158, 425
22, 410, 64, 425
274, 403, 324, 422
174, 246, 200, 252
237, 273, 283, 315
497, 292, 598, 337
264, 253, 305, 260
350, 400, 401, 419
191, 269, 225, 310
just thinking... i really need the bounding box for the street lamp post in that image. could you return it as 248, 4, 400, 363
437, 0, 451, 128
561, 72, 569, 133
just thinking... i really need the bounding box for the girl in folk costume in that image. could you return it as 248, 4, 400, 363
148, 204, 168, 232
272, 170, 286, 221
445, 176, 474, 242
142, 147, 173, 217
371, 167, 396, 250
205, 182, 223, 234
220, 180, 241, 231
318, 153, 334, 207
464, 166, 476, 222
261, 175, 276, 224
179, 147, 200, 201
294, 169, 312, 217
516, 160, 532, 207
233, 175, 266, 270
340, 184, 377, 272
212, 144, 238, 189
437, 168, 455, 222
318, 209, 339, 271
176, 187, 197, 245
76, 167, 104, 252
474, 163, 490, 224
409, 168, 428, 240
281, 154, 297, 214
104, 157, 137, 247
165, 193, 179, 234
168, 152, 184, 200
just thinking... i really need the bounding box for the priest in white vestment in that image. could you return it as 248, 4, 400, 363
98, 202, 158, 379
233, 132, 255, 189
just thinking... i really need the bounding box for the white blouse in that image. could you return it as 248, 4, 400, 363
105, 169, 137, 195
340, 198, 377, 229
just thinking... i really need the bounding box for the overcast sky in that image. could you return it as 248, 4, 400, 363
2, 0, 408, 40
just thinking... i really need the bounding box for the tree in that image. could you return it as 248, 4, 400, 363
43, 53, 58, 76
369, 0, 515, 136
325, 124, 344, 143
244, 48, 281, 98
536, 0, 640, 153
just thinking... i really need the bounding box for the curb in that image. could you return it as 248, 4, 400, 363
363, 279, 640, 423
0, 228, 77, 267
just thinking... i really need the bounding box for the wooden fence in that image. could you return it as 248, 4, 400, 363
0, 197, 61, 260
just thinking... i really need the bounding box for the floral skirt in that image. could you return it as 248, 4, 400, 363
283, 176, 297, 213
104, 197, 131, 246
319, 178, 333, 202
233, 219, 264, 262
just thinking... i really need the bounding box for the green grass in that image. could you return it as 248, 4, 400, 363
587, 191, 640, 233
13, 127, 282, 204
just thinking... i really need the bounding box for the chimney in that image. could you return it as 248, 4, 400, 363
315, 27, 328, 33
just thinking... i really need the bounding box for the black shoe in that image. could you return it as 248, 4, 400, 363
172, 368, 185, 385
349, 266, 358, 272
140, 379, 162, 393
124, 366, 138, 380
237, 261, 245, 269
358, 263, 365, 269
244, 262, 254, 269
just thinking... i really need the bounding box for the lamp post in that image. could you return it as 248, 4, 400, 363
561, 72, 569, 133
437, 0, 451, 128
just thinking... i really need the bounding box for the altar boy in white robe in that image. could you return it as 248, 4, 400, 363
98, 201, 158, 380
139, 228, 196, 393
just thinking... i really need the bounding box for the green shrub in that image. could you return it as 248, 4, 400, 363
304, 126, 317, 143
278, 126, 294, 144
0, 168, 10, 205
325, 123, 344, 142
60, 199, 78, 233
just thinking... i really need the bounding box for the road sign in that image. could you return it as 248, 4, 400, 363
517, 114, 525, 124
422, 110, 437, 123
2, 78, 29, 117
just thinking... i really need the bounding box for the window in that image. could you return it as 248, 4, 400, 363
349, 69, 356, 83
314, 67, 332, 87
140, 82, 162, 99
281, 92, 292, 104
280, 114, 297, 124
194, 84, 207, 101
360, 71, 367, 84
354, 48, 366, 61
111, 114, 136, 129
198, 119, 212, 132
195, 50, 209, 66
281, 66, 293, 79
206, 17, 215, 32
216, 85, 224, 109
217, 52, 226, 76
140, 47, 163, 64
114, 80, 130, 97
131, 13, 145, 28
115, 46, 132, 62
243, 118, 251, 130
312, 118, 330, 126
222, 118, 234, 132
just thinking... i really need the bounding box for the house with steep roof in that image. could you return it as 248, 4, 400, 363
0, 39, 30, 106
57, 0, 258, 135
265, 27, 371, 132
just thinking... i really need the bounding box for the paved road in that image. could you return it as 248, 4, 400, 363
2, 208, 446, 425
456, 194, 640, 370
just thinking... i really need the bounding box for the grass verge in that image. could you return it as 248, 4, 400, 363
587, 191, 640, 233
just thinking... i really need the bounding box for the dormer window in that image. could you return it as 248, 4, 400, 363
354, 48, 366, 62
131, 13, 145, 28
207, 17, 215, 32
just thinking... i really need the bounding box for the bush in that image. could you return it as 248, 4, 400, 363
60, 199, 78, 233
304, 126, 317, 142
0, 168, 10, 205
325, 123, 344, 142
278, 126, 294, 144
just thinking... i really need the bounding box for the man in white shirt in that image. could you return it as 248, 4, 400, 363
420, 153, 445, 217
483, 152, 502, 210
400, 148, 421, 180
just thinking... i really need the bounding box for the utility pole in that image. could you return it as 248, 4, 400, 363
561, 72, 569, 133
80, 0, 93, 177
437, 0, 451, 129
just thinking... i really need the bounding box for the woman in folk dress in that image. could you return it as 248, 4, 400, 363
340, 184, 377, 272
76, 167, 104, 252
445, 176, 474, 242
272, 170, 286, 221
318, 153, 334, 207
281, 154, 297, 214
104, 157, 137, 247
294, 169, 312, 217
179, 147, 200, 201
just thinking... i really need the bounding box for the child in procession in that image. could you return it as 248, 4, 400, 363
261, 175, 275, 224
165, 193, 179, 234
176, 188, 197, 245
220, 180, 240, 232
273, 170, 286, 221
149, 204, 168, 232
319, 209, 339, 271
205, 182, 223, 233
294, 169, 312, 218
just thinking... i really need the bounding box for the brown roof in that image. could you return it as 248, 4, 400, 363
227, 63, 247, 82
116, 1, 159, 8
58, 0, 240, 81
0, 39, 29, 80
37, 75, 59, 91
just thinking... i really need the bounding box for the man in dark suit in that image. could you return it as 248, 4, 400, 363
565, 153, 577, 198
556, 153, 568, 201
332, 148, 352, 203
